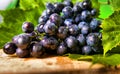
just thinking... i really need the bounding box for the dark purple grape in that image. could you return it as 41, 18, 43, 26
38, 15, 49, 24
3, 42, 17, 54
73, 4, 82, 14
57, 42, 67, 55
54, 2, 65, 12
30, 42, 45, 58
77, 34, 86, 46
16, 48, 30, 58
91, 9, 97, 16
66, 36, 78, 48
68, 25, 79, 36
78, 21, 89, 30
13, 33, 31, 49
49, 13, 61, 26
81, 10, 91, 21
57, 26, 68, 39
46, 2, 55, 10
64, 19, 74, 27
22, 22, 34, 33
81, 0, 92, 10
86, 33, 99, 46
90, 18, 101, 31
81, 25, 91, 35
43, 20, 58, 36
63, 0, 73, 7
82, 45, 92, 55
36, 24, 44, 33
41, 37, 59, 50
62, 6, 73, 19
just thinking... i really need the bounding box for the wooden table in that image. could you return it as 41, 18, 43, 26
0, 49, 119, 74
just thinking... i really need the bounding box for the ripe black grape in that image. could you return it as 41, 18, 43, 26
30, 42, 45, 58
3, 42, 17, 54
22, 22, 34, 33
16, 48, 30, 58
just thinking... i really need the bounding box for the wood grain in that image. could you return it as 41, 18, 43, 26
0, 49, 120, 74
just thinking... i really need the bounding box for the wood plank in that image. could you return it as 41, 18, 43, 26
0, 49, 119, 74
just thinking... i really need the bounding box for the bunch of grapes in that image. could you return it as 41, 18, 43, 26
3, 0, 103, 58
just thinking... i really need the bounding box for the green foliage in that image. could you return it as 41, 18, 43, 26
67, 54, 120, 66
99, 4, 114, 19
19, 0, 41, 10
0, 0, 44, 48
92, 54, 120, 66
102, 11, 120, 55
110, 0, 120, 11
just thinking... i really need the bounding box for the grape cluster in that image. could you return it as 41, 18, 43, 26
3, 0, 103, 58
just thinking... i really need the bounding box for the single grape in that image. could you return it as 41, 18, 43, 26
36, 24, 44, 33
13, 33, 31, 49
43, 20, 58, 36
54, 2, 65, 12
82, 45, 92, 55
68, 25, 79, 36
22, 22, 34, 33
81, 10, 91, 21
77, 34, 86, 46
81, 0, 92, 10
78, 21, 89, 30
86, 33, 99, 46
3, 42, 17, 54
62, 6, 73, 19
16, 48, 30, 58
91, 9, 97, 16
57, 42, 67, 55
90, 18, 101, 31
46, 2, 55, 10
73, 4, 82, 14
57, 26, 68, 39
81, 25, 91, 35
65, 36, 78, 48
49, 13, 61, 26
63, 0, 73, 7
41, 37, 59, 50
30, 42, 45, 58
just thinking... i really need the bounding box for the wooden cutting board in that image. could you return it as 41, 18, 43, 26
0, 49, 120, 74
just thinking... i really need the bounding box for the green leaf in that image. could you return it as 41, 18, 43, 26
0, 7, 43, 48
102, 11, 120, 55
19, 0, 45, 10
92, 54, 120, 66
110, 0, 120, 11
99, 4, 114, 19
67, 54, 120, 66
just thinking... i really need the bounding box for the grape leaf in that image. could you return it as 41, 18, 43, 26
67, 54, 120, 66
110, 0, 120, 11
0, 7, 43, 48
92, 54, 120, 66
19, 0, 40, 10
102, 11, 120, 55
99, 4, 114, 19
